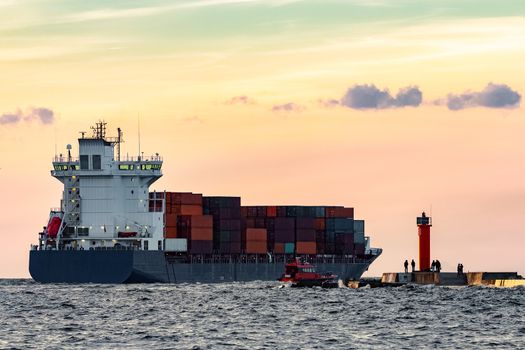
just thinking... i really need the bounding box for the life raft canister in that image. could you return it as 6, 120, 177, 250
47, 216, 62, 238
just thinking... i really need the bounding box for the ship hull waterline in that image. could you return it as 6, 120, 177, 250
29, 250, 378, 284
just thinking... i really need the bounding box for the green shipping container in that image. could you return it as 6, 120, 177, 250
284, 242, 295, 254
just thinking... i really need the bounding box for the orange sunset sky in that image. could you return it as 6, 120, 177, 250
0, 0, 524, 277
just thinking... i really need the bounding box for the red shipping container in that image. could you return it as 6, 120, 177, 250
315, 218, 326, 230
246, 241, 267, 254
241, 207, 248, 217
296, 241, 316, 254
267, 206, 277, 217
325, 207, 354, 218
176, 204, 203, 215
170, 192, 203, 205
165, 214, 177, 227
190, 227, 213, 241
191, 215, 213, 228
246, 228, 267, 241
274, 242, 285, 254
165, 226, 177, 238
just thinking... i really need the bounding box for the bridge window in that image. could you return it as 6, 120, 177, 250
119, 164, 134, 170
92, 155, 101, 170
53, 164, 68, 171
80, 155, 89, 170
140, 164, 162, 170
77, 227, 89, 236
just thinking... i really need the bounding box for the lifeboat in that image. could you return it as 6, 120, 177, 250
46, 216, 62, 239
278, 258, 339, 288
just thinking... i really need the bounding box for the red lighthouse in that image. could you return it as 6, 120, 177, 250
417, 212, 432, 272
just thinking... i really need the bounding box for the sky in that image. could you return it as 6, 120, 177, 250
0, 0, 524, 278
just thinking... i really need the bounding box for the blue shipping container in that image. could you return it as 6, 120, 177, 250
353, 220, 365, 234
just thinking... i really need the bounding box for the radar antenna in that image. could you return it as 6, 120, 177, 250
91, 120, 107, 140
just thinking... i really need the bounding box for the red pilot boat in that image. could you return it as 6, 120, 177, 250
278, 258, 339, 288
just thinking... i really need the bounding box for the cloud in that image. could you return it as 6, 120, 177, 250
445, 83, 521, 110
0, 107, 55, 125
225, 95, 256, 105
340, 84, 422, 109
318, 99, 340, 108
393, 86, 422, 107
271, 102, 304, 113
27, 107, 54, 124
0, 113, 21, 125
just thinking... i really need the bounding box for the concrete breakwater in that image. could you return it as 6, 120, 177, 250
379, 272, 524, 287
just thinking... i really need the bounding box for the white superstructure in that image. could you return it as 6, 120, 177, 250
45, 121, 164, 251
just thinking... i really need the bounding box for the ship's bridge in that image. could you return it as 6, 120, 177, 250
51, 154, 163, 177
46, 121, 165, 252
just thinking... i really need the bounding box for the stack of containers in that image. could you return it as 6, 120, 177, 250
314, 206, 326, 254
325, 206, 355, 255
274, 214, 295, 254
241, 205, 356, 256
295, 217, 316, 255
245, 228, 267, 254
203, 196, 242, 254
163, 192, 203, 239
242, 206, 276, 252
150, 192, 214, 254
353, 220, 366, 255
176, 215, 213, 254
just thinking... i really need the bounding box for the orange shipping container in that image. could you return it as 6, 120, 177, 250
169, 204, 203, 215
266, 206, 277, 217
190, 227, 213, 241
315, 218, 326, 230
246, 241, 267, 254
191, 215, 213, 228
296, 241, 317, 255
274, 242, 285, 254
246, 228, 267, 241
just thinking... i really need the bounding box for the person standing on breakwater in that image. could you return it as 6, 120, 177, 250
431, 260, 436, 272
411, 259, 416, 272
457, 263, 464, 276
404, 260, 409, 273
435, 260, 441, 273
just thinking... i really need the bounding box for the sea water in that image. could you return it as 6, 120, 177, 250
0, 280, 523, 349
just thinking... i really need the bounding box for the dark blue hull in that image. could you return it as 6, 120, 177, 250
29, 250, 377, 284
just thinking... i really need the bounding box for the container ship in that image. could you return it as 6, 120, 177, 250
29, 122, 382, 283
